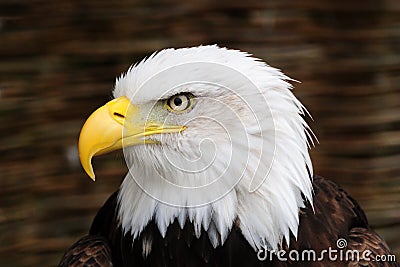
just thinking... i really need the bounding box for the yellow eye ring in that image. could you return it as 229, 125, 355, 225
165, 93, 194, 113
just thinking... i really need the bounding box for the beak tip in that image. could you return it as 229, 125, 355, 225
85, 166, 96, 181
80, 157, 96, 181
88, 171, 96, 181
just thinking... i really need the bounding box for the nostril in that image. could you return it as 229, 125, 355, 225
113, 112, 125, 119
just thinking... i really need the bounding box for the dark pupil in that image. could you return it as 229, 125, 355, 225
173, 97, 183, 106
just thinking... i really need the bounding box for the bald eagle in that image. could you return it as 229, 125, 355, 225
59, 46, 398, 267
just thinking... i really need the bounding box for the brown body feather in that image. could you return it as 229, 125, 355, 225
58, 176, 399, 266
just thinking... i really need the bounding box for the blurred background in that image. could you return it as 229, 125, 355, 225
1, 0, 399, 266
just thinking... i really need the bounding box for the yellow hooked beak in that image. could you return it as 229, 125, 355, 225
78, 96, 186, 180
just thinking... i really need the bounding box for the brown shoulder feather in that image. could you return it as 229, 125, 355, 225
291, 176, 399, 266
58, 235, 113, 267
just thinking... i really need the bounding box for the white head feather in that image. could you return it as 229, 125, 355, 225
113, 45, 314, 251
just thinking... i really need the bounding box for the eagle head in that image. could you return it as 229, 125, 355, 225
78, 45, 314, 251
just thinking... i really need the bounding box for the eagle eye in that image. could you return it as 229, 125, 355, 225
166, 93, 193, 112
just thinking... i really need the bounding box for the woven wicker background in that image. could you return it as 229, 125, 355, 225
1, 1, 399, 266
